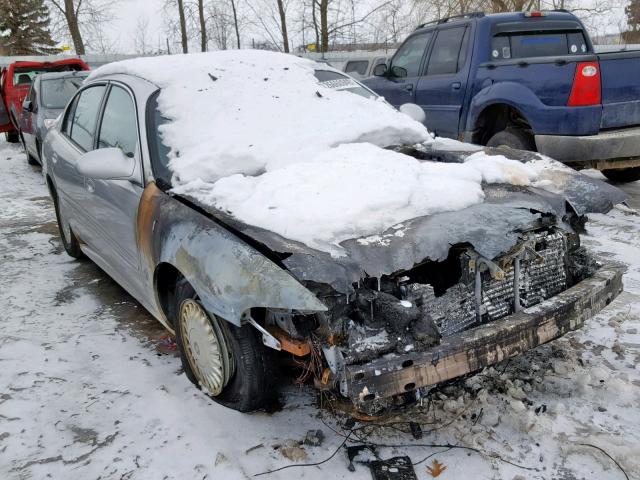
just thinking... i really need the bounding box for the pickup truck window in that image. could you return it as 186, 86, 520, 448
427, 26, 468, 75
392, 32, 432, 77
69, 85, 106, 152
491, 31, 588, 60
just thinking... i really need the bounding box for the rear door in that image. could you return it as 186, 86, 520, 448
415, 25, 471, 138
598, 51, 640, 129
20, 81, 38, 155
370, 31, 433, 107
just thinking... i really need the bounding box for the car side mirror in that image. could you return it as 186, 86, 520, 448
373, 64, 387, 76
390, 66, 408, 78
23, 100, 33, 112
76, 148, 136, 180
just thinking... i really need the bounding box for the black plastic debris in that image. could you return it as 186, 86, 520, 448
370, 456, 417, 480
208, 73, 218, 81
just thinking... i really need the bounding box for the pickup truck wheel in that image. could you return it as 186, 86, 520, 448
486, 129, 536, 151
52, 188, 83, 258
602, 167, 640, 183
5, 131, 19, 143
174, 281, 278, 412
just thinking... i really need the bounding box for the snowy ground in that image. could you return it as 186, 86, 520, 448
1, 137, 639, 480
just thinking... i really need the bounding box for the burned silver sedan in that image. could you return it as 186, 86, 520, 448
42, 51, 625, 413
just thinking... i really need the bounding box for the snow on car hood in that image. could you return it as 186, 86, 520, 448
92, 51, 585, 255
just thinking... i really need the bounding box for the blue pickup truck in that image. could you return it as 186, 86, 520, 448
363, 10, 640, 182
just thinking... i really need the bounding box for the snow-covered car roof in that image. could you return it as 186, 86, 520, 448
90, 51, 571, 256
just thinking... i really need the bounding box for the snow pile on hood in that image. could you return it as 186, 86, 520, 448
92, 50, 540, 255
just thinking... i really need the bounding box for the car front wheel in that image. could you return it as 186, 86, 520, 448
20, 131, 39, 165
174, 280, 278, 412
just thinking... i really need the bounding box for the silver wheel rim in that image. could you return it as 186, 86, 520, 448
179, 299, 232, 396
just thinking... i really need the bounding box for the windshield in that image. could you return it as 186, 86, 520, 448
313, 70, 378, 99
41, 76, 87, 109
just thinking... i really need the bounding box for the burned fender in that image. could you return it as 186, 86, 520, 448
137, 183, 327, 326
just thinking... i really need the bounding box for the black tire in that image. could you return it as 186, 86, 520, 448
486, 128, 536, 151
20, 132, 39, 166
5, 130, 19, 143
173, 280, 278, 412
51, 186, 83, 258
602, 167, 640, 183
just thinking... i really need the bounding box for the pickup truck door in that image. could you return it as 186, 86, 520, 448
0, 69, 12, 132
369, 31, 433, 107
415, 25, 471, 139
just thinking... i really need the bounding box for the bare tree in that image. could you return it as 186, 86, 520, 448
197, 0, 207, 51
277, 0, 290, 52
230, 0, 241, 48
177, 0, 189, 52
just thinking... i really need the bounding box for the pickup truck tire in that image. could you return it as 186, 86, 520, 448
5, 131, 19, 143
174, 280, 278, 412
602, 167, 640, 183
52, 187, 83, 258
486, 129, 536, 151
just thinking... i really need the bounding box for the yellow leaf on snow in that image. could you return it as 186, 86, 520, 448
427, 459, 447, 477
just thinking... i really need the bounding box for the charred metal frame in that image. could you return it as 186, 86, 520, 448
343, 265, 623, 407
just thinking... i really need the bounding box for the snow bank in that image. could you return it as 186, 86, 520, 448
92, 51, 540, 254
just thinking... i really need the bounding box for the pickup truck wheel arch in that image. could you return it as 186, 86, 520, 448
472, 103, 532, 146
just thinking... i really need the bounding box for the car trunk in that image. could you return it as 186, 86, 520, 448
598, 50, 640, 129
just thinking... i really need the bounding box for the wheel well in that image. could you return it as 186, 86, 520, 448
472, 104, 532, 145
155, 262, 184, 328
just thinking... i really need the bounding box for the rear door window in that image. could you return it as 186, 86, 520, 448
427, 26, 467, 75
491, 31, 588, 60
68, 85, 106, 151
391, 32, 433, 77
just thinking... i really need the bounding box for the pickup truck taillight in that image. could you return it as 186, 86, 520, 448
568, 62, 601, 106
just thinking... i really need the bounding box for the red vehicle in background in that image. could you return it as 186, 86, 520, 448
0, 58, 89, 143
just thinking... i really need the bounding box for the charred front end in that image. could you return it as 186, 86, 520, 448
261, 224, 622, 412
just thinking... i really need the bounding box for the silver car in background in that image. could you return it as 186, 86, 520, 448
19, 71, 88, 166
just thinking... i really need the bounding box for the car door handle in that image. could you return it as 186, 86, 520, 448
451, 82, 462, 90
86, 178, 95, 193
51, 153, 58, 164
403, 84, 414, 92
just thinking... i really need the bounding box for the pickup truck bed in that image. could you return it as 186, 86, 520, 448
363, 11, 640, 182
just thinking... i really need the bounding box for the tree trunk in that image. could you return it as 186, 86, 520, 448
198, 0, 207, 51
230, 0, 240, 48
63, 0, 85, 54
276, 0, 289, 53
311, 0, 320, 51
320, 0, 328, 53
177, 0, 188, 53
